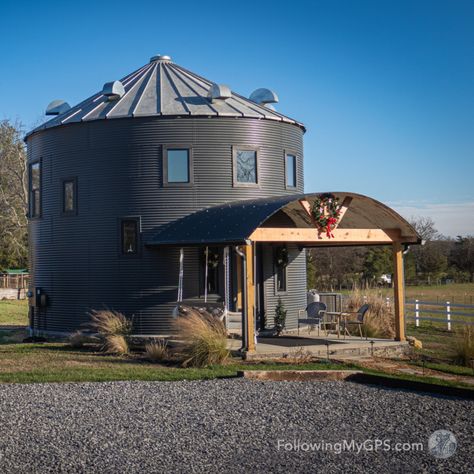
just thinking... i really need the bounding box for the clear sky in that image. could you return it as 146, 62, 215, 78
1, 0, 473, 236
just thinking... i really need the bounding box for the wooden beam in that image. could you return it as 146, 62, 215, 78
249, 227, 403, 244
244, 243, 256, 353
335, 196, 352, 227
392, 242, 406, 341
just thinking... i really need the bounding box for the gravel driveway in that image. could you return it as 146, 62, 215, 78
0, 379, 472, 473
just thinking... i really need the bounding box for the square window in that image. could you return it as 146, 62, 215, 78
62, 179, 77, 214
234, 149, 258, 185
121, 219, 140, 255
286, 154, 296, 188
166, 149, 190, 183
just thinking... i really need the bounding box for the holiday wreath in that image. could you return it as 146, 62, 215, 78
311, 193, 341, 238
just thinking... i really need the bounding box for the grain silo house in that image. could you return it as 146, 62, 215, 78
26, 54, 420, 352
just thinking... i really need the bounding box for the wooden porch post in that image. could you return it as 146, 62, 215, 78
392, 242, 406, 341
244, 243, 256, 353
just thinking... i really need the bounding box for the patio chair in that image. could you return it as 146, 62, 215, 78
297, 302, 327, 336
339, 304, 370, 339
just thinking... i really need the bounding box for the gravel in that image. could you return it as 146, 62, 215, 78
0, 379, 472, 473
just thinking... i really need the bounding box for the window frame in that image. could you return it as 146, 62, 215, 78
119, 216, 141, 257
162, 145, 194, 187
284, 150, 298, 190
274, 245, 288, 295
232, 146, 260, 188
28, 159, 42, 219
61, 177, 78, 216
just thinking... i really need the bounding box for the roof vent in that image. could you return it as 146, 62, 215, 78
45, 100, 71, 116
207, 83, 232, 103
102, 81, 125, 101
249, 88, 279, 106
150, 54, 172, 62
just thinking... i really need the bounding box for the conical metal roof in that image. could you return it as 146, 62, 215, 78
27, 55, 304, 137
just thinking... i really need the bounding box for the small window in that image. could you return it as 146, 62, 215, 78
164, 147, 192, 185
275, 246, 288, 293
62, 178, 77, 214
233, 148, 258, 186
29, 161, 41, 218
285, 154, 296, 188
121, 218, 140, 255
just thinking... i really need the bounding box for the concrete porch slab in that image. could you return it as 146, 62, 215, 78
227, 334, 410, 360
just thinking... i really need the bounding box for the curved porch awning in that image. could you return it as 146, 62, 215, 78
146, 192, 421, 247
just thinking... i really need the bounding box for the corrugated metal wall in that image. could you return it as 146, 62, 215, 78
27, 117, 305, 334
262, 244, 307, 330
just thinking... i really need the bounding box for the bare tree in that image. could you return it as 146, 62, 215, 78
0, 120, 28, 269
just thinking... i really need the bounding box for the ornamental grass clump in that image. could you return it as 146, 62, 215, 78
103, 334, 129, 355
89, 309, 132, 355
452, 326, 474, 367
345, 291, 395, 339
145, 339, 169, 362
173, 309, 229, 367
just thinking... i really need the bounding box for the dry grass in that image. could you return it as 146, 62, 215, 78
345, 291, 395, 338
103, 335, 129, 355
89, 309, 132, 336
173, 309, 229, 367
286, 347, 314, 364
68, 331, 87, 349
452, 326, 474, 367
145, 339, 169, 362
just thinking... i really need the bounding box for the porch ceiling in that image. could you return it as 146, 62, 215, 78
146, 192, 421, 247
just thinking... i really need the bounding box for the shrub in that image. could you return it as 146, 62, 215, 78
274, 297, 287, 336
103, 334, 129, 355
145, 339, 169, 362
345, 291, 395, 338
173, 309, 229, 367
68, 331, 87, 349
89, 309, 132, 336
452, 326, 474, 367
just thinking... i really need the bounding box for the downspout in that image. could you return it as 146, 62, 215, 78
235, 246, 248, 352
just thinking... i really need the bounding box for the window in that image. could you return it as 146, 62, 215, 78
285, 153, 297, 188
121, 218, 140, 255
29, 161, 41, 218
233, 148, 258, 186
201, 247, 220, 294
275, 246, 288, 293
163, 147, 192, 185
62, 178, 77, 214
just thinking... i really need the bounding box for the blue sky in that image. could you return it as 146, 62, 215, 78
1, 0, 473, 236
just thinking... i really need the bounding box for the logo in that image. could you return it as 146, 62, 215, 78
428, 430, 457, 459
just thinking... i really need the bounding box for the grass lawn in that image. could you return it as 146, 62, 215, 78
0, 330, 471, 390
0, 299, 28, 326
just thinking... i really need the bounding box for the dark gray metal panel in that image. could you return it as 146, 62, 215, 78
26, 117, 304, 334
262, 244, 307, 330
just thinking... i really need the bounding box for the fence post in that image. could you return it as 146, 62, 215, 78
415, 299, 420, 327
446, 301, 451, 331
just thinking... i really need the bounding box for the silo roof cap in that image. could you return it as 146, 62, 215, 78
27, 55, 305, 138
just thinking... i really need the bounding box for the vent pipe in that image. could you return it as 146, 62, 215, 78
249, 88, 279, 107
45, 100, 71, 116
102, 81, 125, 101
207, 83, 232, 103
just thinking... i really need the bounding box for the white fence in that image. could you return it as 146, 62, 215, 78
405, 300, 474, 330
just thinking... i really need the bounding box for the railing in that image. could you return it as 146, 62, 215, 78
0, 274, 29, 289
405, 299, 474, 330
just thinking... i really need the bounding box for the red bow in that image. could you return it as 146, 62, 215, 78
326, 217, 338, 238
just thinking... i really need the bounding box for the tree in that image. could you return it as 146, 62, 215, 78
0, 120, 28, 270
362, 247, 393, 285
450, 236, 474, 282
409, 216, 447, 284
